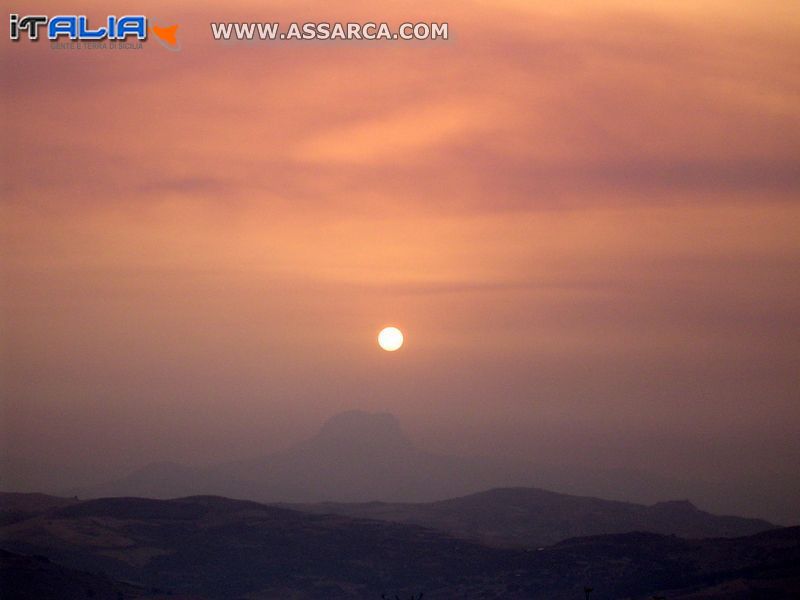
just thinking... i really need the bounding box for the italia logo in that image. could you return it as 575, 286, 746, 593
9, 14, 180, 49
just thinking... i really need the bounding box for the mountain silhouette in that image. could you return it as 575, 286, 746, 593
311, 410, 413, 452
74, 411, 783, 526
79, 410, 517, 502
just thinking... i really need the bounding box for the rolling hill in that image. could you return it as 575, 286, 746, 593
0, 493, 798, 599
294, 486, 774, 547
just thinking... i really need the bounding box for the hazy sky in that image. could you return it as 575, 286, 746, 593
2, 1, 799, 514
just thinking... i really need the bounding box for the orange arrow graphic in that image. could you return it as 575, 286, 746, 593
151, 24, 178, 46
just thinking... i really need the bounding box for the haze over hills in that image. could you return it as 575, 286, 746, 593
61, 410, 792, 524
0, 493, 797, 599
294, 486, 775, 548
76, 410, 529, 502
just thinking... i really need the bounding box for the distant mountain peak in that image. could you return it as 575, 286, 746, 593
308, 410, 413, 453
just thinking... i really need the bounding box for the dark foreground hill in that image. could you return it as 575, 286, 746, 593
0, 548, 149, 600
0, 494, 798, 599
294, 486, 774, 547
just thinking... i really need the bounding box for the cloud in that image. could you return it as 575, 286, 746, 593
3, 1, 799, 219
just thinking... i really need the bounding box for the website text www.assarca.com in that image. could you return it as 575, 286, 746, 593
210, 21, 449, 41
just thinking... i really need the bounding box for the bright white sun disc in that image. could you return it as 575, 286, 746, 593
378, 327, 404, 351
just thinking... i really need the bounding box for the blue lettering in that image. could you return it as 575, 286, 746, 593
115, 16, 147, 40
48, 16, 77, 39
78, 16, 108, 39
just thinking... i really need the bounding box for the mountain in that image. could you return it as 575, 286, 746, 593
293, 486, 775, 547
74, 410, 753, 517
78, 410, 542, 503
0, 494, 797, 599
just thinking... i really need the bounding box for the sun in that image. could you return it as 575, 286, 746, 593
377, 326, 404, 352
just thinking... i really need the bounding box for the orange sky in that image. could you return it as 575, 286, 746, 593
2, 1, 799, 519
